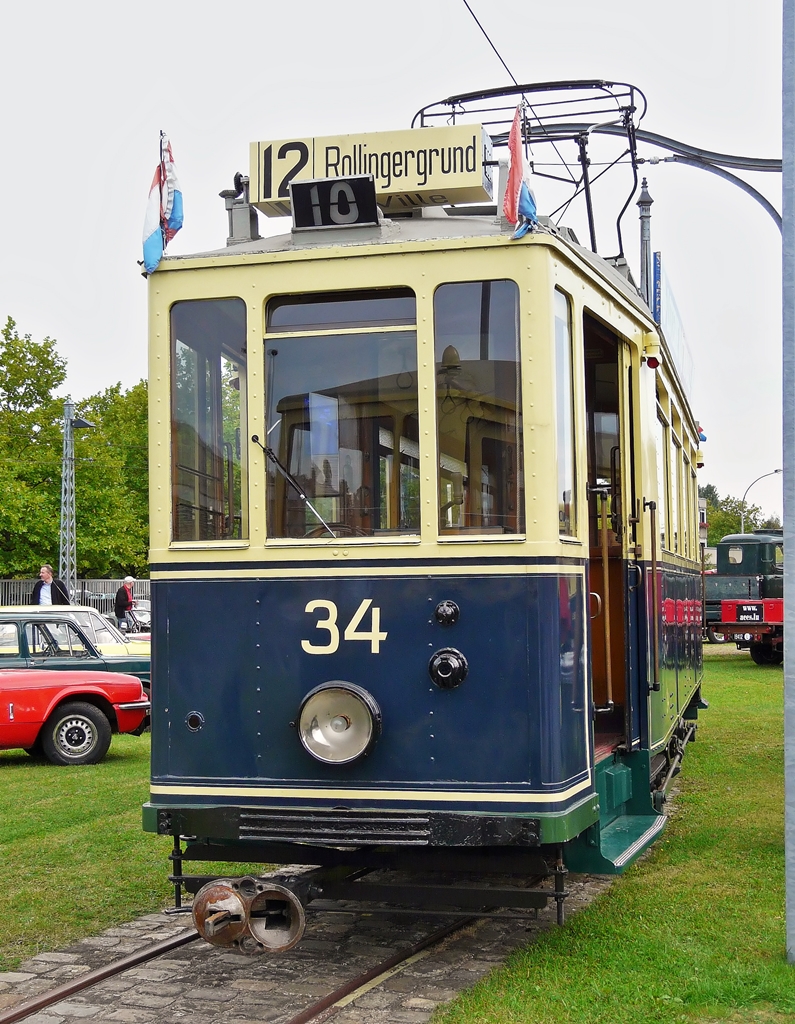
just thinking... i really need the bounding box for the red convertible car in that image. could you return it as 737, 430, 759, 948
0, 669, 150, 765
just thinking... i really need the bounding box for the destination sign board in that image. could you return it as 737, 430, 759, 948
290, 176, 379, 230
250, 124, 494, 217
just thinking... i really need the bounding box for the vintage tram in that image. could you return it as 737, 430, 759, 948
143, 83, 705, 952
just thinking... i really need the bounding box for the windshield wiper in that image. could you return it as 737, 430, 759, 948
251, 435, 336, 539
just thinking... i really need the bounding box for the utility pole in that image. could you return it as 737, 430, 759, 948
740, 469, 783, 534
58, 399, 94, 598
636, 178, 654, 305
783, 0, 795, 964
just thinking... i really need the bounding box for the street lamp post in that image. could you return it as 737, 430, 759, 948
740, 468, 783, 534
58, 399, 94, 598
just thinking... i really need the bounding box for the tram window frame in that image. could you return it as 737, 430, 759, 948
433, 279, 525, 538
170, 297, 248, 544
554, 290, 577, 538
264, 288, 420, 540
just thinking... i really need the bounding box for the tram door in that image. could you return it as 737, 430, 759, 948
583, 314, 642, 752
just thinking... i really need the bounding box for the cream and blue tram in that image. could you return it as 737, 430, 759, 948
143, 111, 704, 949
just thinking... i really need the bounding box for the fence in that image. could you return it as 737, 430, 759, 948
0, 578, 151, 614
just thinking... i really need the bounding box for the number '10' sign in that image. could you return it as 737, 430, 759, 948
290, 176, 379, 231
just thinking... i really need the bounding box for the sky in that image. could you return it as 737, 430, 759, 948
0, 1, 783, 519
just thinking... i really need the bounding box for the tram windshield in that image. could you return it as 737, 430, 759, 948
265, 289, 420, 538
434, 280, 524, 535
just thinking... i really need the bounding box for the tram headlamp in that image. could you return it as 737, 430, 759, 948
297, 681, 381, 764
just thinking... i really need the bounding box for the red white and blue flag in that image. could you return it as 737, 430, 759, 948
503, 104, 537, 239
142, 132, 184, 274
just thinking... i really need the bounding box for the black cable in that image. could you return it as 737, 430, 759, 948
461, 0, 518, 86
460, 1, 577, 184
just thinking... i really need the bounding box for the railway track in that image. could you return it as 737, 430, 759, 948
0, 873, 612, 1024
0, 913, 477, 1024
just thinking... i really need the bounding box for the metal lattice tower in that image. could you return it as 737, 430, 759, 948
59, 400, 93, 597
58, 400, 77, 596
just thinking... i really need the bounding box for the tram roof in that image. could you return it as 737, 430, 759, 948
161, 209, 653, 324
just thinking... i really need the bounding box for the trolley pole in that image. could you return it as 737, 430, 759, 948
783, 0, 795, 965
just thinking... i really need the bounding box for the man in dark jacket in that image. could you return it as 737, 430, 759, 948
31, 565, 70, 605
115, 576, 135, 629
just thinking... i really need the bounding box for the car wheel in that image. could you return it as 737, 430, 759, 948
749, 643, 780, 667
41, 702, 112, 765
130, 715, 151, 736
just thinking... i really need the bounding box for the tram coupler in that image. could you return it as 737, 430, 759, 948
192, 875, 309, 954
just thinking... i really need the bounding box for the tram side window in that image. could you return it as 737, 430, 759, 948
670, 433, 680, 553
682, 455, 691, 557
434, 281, 524, 535
555, 291, 576, 536
654, 409, 668, 550
688, 466, 696, 557
265, 289, 419, 538
171, 299, 247, 542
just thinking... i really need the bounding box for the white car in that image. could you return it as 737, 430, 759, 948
1, 606, 150, 657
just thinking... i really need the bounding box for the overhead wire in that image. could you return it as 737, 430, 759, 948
460, 0, 518, 86
459, 0, 577, 183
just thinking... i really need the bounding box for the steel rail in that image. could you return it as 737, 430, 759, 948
282, 915, 477, 1024
0, 929, 200, 1024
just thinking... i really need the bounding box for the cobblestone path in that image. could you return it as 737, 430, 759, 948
0, 875, 611, 1024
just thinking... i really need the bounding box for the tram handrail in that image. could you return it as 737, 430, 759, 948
599, 490, 614, 710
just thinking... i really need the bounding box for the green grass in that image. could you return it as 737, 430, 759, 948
0, 735, 264, 971
0, 735, 170, 969
432, 649, 792, 1024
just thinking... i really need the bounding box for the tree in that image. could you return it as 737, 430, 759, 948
76, 382, 149, 576
0, 317, 149, 578
0, 317, 67, 576
698, 482, 720, 505
705, 495, 762, 545
699, 480, 781, 545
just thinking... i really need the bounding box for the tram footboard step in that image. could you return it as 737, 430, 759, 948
600, 814, 667, 870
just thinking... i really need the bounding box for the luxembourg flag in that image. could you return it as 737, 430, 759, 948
142, 132, 184, 274
503, 104, 538, 240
